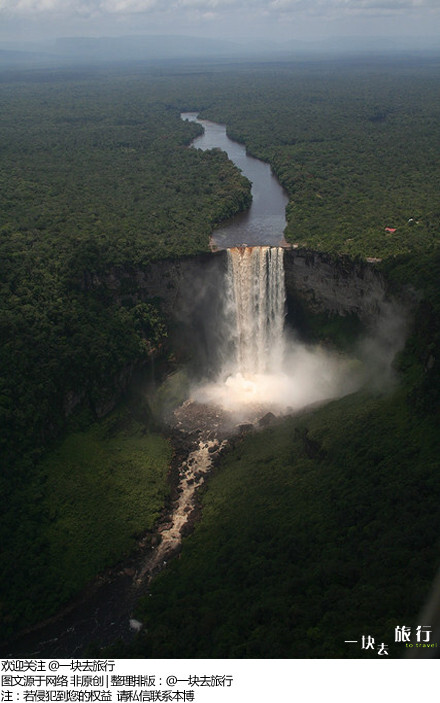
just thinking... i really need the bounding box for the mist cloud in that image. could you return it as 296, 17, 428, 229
1, 0, 438, 57
0, 0, 160, 12
1, 0, 438, 15
268, 0, 438, 13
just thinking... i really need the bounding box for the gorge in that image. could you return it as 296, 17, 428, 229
2, 61, 440, 662
3, 109, 410, 658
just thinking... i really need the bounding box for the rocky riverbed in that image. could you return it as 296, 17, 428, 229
1, 394, 287, 658
0, 402, 231, 658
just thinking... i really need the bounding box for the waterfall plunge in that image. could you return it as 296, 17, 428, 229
226, 246, 286, 375
191, 245, 361, 422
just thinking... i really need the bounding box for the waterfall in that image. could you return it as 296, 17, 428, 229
192, 244, 359, 418
226, 246, 286, 375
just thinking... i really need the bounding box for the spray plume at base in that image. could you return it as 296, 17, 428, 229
191, 246, 363, 423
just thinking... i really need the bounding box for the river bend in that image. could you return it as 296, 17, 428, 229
181, 112, 288, 248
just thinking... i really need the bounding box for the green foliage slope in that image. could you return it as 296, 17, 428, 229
0, 407, 171, 637
0, 69, 251, 639
134, 389, 440, 658
0, 72, 251, 471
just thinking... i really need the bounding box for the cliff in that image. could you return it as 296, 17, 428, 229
84, 248, 392, 324
75, 247, 412, 417
283, 248, 388, 322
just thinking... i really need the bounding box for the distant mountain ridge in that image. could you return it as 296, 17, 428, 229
0, 35, 244, 66
0, 33, 439, 68
53, 34, 241, 60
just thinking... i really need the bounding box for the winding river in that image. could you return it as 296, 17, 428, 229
2, 115, 289, 658
181, 112, 288, 248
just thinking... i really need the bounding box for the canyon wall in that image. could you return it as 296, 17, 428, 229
77, 247, 409, 416
84, 248, 390, 324
283, 248, 388, 322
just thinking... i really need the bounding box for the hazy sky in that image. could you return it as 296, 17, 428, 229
1, 0, 440, 45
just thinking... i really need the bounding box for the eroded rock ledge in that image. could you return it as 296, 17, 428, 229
81, 247, 391, 324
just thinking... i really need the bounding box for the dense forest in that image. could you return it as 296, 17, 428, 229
193, 61, 440, 259
0, 71, 252, 637
131, 388, 440, 658
1, 57, 440, 655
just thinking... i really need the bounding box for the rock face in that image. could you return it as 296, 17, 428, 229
82, 251, 229, 376
74, 247, 406, 418
283, 248, 387, 322
80, 246, 406, 380
84, 248, 390, 330
81, 251, 227, 318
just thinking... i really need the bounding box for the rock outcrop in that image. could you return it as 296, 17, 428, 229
283, 248, 387, 322
71, 247, 409, 420
83, 248, 391, 327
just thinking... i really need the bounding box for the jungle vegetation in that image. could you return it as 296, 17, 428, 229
1, 56, 440, 653
193, 61, 440, 259
0, 69, 252, 638
132, 388, 440, 658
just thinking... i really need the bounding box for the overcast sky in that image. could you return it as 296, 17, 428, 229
1, 0, 440, 46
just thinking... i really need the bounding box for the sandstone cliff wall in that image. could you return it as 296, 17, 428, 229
84, 248, 390, 323
283, 248, 388, 322
76, 248, 409, 417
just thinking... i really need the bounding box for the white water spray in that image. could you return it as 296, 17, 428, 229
192, 245, 363, 422
226, 246, 286, 374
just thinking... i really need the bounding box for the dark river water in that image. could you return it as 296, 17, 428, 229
181, 112, 288, 247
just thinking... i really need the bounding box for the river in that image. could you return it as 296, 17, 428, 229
181, 112, 288, 248
1, 115, 289, 658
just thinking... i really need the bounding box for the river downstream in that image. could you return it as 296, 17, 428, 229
1, 429, 226, 657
